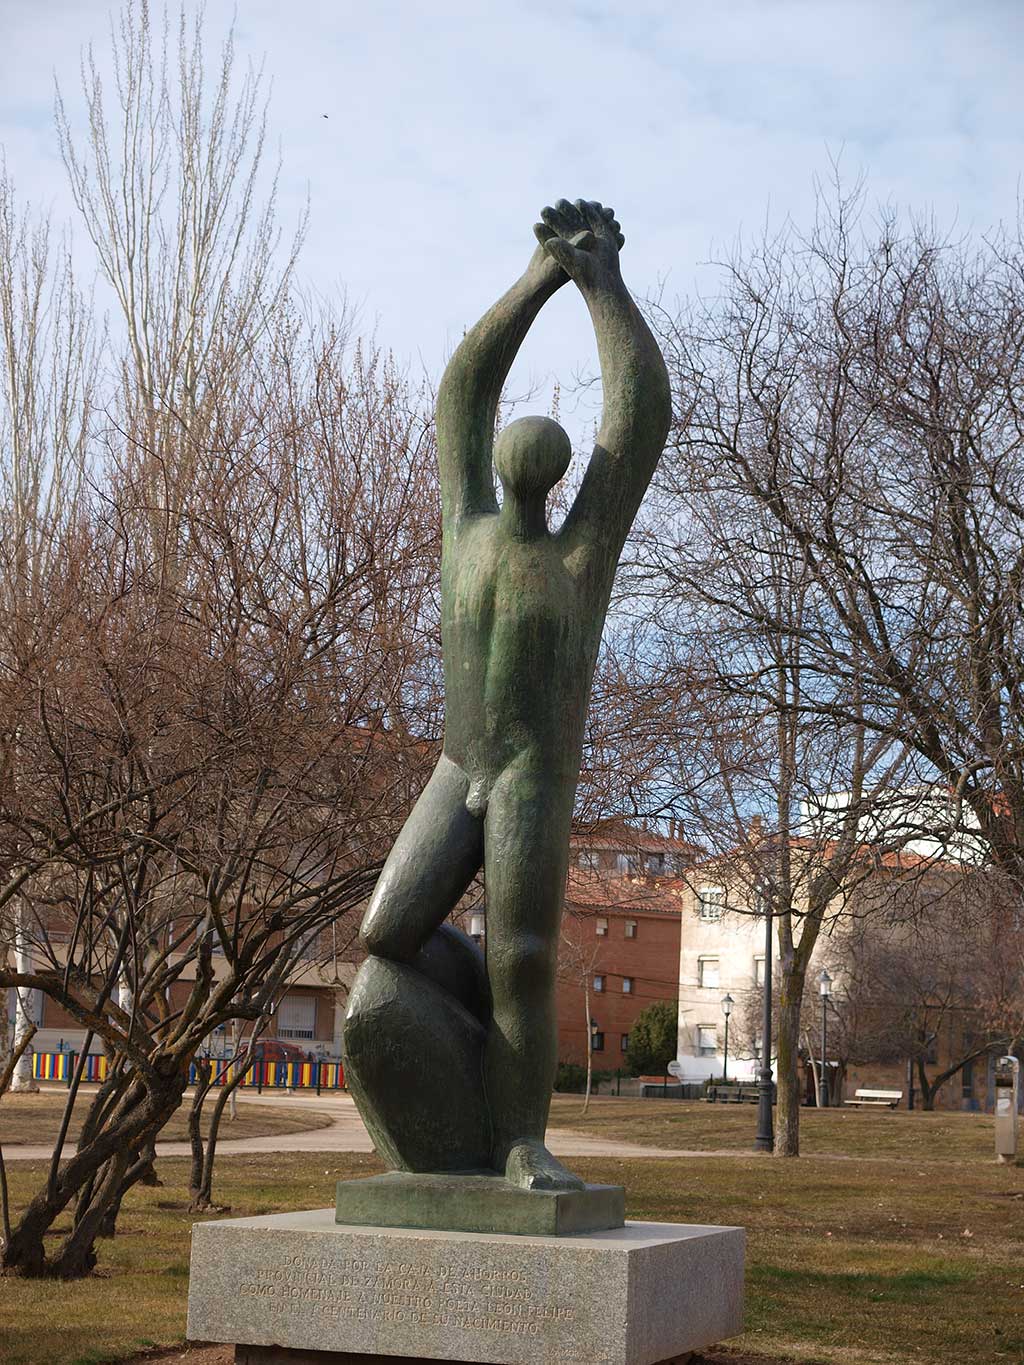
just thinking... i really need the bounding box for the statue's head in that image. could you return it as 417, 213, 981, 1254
494, 416, 571, 502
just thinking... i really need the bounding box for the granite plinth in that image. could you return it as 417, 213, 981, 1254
335, 1172, 624, 1236
235, 1350, 699, 1364
187, 1208, 745, 1365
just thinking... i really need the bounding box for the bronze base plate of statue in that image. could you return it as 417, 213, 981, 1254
335, 1171, 625, 1238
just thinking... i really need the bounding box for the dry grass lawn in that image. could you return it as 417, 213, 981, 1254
0, 1090, 334, 1147
548, 1093, 1002, 1161
1, 1105, 1022, 1365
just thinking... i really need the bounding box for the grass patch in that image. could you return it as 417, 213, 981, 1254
548, 1094, 1001, 1161
754, 1262, 976, 1300
0, 1090, 334, 1147
1, 1130, 1023, 1365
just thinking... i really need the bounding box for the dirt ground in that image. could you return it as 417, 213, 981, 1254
122, 1344, 796, 1365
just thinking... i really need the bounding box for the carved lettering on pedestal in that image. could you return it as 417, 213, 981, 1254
234, 1253, 576, 1338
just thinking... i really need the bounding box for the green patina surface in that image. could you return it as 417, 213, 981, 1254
343, 201, 671, 1211
335, 1171, 625, 1237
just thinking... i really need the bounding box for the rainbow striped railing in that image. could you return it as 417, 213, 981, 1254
32, 1052, 108, 1083
31, 1050, 344, 1092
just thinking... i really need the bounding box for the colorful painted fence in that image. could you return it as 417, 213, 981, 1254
189, 1058, 346, 1091
32, 1052, 108, 1083
31, 1051, 344, 1091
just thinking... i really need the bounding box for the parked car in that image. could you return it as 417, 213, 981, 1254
251, 1039, 310, 1064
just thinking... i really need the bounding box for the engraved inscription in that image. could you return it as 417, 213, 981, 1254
235, 1251, 576, 1338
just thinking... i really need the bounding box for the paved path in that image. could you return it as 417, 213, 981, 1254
2, 1091, 696, 1163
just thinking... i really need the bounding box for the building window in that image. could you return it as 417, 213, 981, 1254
622, 977, 633, 994
646, 853, 664, 875
596, 916, 608, 936
469, 913, 486, 940
697, 1025, 717, 1056
617, 853, 641, 874
591, 1031, 605, 1052
620, 1033, 630, 1051
753, 1033, 763, 1059
593, 975, 604, 993
578, 850, 600, 871
624, 919, 638, 939
698, 887, 725, 921
754, 955, 765, 987
698, 956, 720, 989
276, 994, 316, 1040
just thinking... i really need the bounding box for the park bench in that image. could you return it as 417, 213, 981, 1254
704, 1083, 761, 1104
845, 1088, 903, 1108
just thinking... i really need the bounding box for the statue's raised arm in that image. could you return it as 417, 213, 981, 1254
536, 200, 671, 581
435, 240, 568, 525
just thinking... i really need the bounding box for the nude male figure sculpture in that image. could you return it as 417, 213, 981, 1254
342, 199, 670, 1192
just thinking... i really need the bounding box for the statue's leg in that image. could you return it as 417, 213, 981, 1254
482, 760, 584, 1191
346, 754, 491, 1172
359, 752, 484, 961
343, 946, 492, 1172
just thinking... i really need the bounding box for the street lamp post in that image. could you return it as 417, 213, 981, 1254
754, 887, 774, 1152
721, 993, 734, 1084
818, 968, 833, 1108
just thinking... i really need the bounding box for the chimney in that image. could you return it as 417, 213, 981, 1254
749, 814, 763, 845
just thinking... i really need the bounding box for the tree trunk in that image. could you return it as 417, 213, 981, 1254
774, 970, 806, 1157
582, 979, 593, 1116
187, 1060, 213, 1208
0, 967, 10, 1080
95, 1140, 159, 1240
192, 1071, 245, 1211
11, 905, 38, 1093
1, 1072, 186, 1278
136, 1136, 161, 1187
917, 1057, 939, 1111
228, 1019, 241, 1121
803, 1031, 821, 1108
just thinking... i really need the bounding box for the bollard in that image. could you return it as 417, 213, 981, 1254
995, 1055, 1019, 1164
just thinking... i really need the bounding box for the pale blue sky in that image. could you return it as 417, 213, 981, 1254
3, 1, 1023, 439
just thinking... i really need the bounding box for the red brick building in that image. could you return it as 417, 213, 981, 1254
557, 872, 687, 1067
555, 823, 698, 1068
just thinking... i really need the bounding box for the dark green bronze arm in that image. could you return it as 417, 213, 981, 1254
436, 247, 567, 526
536, 199, 671, 578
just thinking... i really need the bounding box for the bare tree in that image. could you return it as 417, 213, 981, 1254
640, 173, 1024, 1151
557, 904, 607, 1113
55, 1, 304, 519
0, 160, 98, 1090
835, 870, 1023, 1109
0, 320, 440, 1276
625, 541, 914, 1153
651, 172, 1024, 922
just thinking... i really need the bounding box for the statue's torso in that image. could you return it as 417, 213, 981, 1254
440, 515, 603, 786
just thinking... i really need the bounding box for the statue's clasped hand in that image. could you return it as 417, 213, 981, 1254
533, 198, 625, 291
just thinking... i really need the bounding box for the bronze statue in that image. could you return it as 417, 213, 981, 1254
343, 199, 670, 1194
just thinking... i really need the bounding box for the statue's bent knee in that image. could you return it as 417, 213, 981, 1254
358, 884, 418, 963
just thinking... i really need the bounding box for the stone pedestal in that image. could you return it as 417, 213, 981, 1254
187, 1208, 744, 1365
